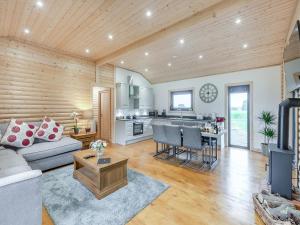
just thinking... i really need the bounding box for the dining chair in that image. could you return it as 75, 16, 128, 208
182, 126, 205, 166
163, 125, 183, 158
152, 124, 168, 157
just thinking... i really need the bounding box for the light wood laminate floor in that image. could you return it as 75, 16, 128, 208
43, 140, 266, 225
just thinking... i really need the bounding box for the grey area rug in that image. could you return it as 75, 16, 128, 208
42, 165, 169, 225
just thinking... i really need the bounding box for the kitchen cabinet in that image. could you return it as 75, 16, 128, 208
139, 87, 154, 109
116, 83, 129, 109
115, 118, 153, 145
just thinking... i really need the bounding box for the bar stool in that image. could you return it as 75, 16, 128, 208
152, 124, 168, 157
182, 126, 205, 166
163, 125, 183, 158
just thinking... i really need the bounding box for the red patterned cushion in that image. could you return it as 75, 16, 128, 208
0, 119, 38, 148
34, 117, 64, 142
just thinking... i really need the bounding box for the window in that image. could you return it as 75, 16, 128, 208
170, 90, 193, 111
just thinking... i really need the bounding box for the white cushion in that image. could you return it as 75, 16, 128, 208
34, 117, 64, 142
0, 119, 38, 148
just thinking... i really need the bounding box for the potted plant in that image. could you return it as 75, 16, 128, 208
258, 111, 276, 156
70, 111, 80, 134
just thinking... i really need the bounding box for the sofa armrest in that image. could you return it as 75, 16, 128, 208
0, 170, 42, 225
0, 170, 42, 187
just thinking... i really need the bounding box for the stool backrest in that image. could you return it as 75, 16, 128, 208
152, 124, 167, 144
164, 125, 182, 147
182, 126, 202, 150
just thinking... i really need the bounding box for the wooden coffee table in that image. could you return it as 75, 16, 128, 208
73, 149, 128, 199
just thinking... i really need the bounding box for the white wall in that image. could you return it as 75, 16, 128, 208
153, 65, 282, 150
115, 67, 152, 116
115, 67, 151, 87
285, 58, 300, 92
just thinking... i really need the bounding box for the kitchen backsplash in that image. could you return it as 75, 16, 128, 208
116, 109, 150, 117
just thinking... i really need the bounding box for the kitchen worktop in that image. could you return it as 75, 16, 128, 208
116, 116, 212, 122
116, 117, 153, 121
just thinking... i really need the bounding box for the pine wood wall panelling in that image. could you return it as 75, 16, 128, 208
0, 37, 96, 133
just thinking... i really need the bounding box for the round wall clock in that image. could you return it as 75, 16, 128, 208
199, 83, 218, 103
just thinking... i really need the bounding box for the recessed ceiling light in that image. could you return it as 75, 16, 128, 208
36, 0, 43, 8
198, 55, 203, 59
172, 55, 177, 58
235, 18, 241, 24
23, 28, 30, 34
120, 60, 124, 64
168, 63, 172, 67
144, 52, 149, 56
108, 34, 113, 40
85, 49, 90, 53
146, 10, 152, 17
179, 39, 185, 44
243, 43, 248, 49
145, 68, 148, 72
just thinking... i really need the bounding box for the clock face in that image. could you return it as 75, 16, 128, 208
199, 83, 218, 103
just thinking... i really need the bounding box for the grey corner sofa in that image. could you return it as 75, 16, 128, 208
0, 121, 82, 225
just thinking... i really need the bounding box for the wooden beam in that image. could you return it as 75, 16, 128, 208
96, 0, 248, 65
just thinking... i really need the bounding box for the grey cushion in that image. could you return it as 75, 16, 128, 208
0, 149, 16, 157
0, 150, 28, 168
17, 137, 82, 161
28, 151, 75, 171
0, 165, 31, 178
0, 123, 8, 137
0, 149, 30, 178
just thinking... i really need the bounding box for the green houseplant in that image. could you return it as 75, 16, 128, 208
258, 111, 276, 156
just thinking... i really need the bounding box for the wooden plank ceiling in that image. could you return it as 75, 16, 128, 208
0, 0, 297, 83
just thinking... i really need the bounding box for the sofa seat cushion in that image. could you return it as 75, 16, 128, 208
17, 137, 82, 162
0, 150, 28, 167
0, 165, 31, 178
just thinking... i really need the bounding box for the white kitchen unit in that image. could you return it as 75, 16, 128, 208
139, 86, 154, 109
116, 83, 129, 109
115, 118, 153, 145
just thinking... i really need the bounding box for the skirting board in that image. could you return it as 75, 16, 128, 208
125, 135, 153, 145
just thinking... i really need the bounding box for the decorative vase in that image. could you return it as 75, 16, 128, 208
261, 143, 269, 156
74, 127, 80, 134
96, 148, 104, 159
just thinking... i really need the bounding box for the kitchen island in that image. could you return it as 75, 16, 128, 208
151, 118, 226, 149
115, 116, 226, 149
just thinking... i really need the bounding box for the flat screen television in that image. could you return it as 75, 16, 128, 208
284, 20, 300, 93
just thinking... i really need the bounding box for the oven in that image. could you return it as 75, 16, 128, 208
133, 122, 143, 136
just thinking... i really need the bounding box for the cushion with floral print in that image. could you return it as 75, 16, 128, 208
34, 117, 64, 142
0, 119, 38, 148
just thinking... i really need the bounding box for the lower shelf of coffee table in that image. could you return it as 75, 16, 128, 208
73, 160, 128, 200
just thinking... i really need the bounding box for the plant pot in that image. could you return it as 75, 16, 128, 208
73, 127, 80, 135
261, 143, 269, 156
